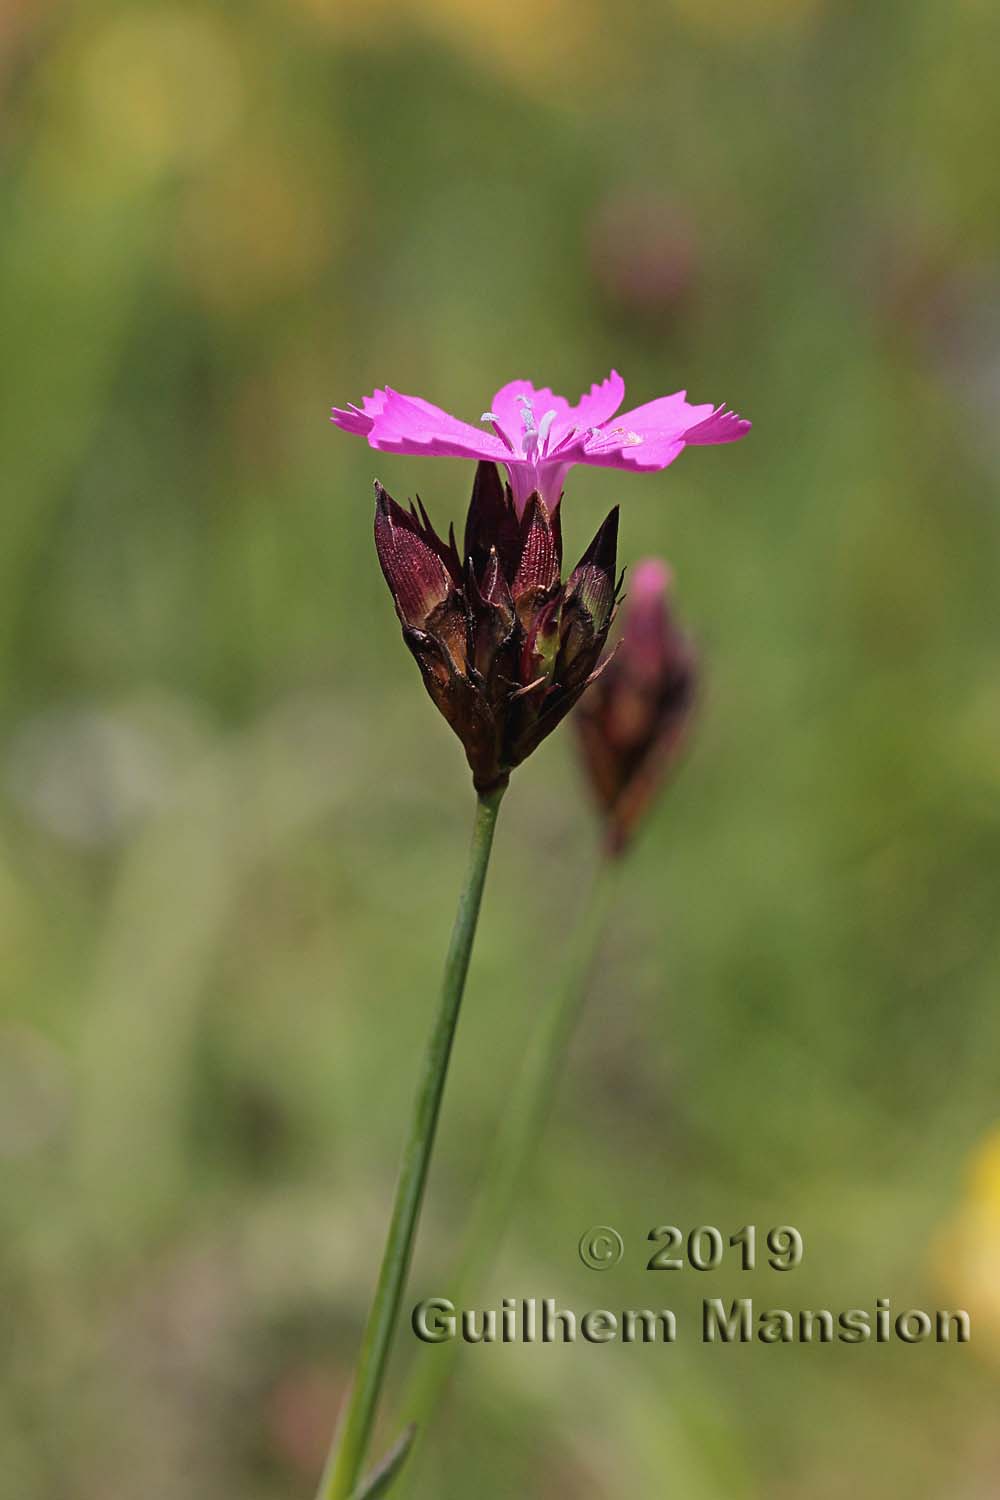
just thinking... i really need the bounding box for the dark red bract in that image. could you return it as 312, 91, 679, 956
375, 462, 621, 794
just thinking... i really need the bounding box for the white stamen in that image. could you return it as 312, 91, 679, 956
516, 395, 539, 458
537, 409, 557, 454
481, 411, 516, 453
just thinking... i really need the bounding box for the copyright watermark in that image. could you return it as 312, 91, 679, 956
578, 1225, 624, 1270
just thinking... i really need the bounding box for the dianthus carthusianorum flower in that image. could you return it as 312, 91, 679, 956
321, 372, 752, 1500
374, 463, 620, 794
332, 371, 750, 514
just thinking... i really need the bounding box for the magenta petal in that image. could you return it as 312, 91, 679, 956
683, 406, 752, 445
581, 391, 711, 469
331, 387, 389, 434
596, 438, 688, 472
614, 389, 714, 435
330, 403, 374, 435
580, 390, 749, 473
366, 388, 508, 462
566, 370, 625, 430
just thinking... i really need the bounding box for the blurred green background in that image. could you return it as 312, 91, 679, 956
3, 0, 1000, 1495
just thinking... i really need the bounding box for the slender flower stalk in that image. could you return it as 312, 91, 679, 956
317, 785, 505, 1500
400, 856, 622, 1451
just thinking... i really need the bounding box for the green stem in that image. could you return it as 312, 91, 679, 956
319, 784, 507, 1500
399, 853, 621, 1452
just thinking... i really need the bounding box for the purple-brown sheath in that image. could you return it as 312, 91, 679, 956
574, 557, 696, 854
374, 461, 621, 794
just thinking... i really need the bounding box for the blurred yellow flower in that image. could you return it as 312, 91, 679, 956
935, 1127, 1000, 1349
75, 8, 244, 179
289, 0, 604, 92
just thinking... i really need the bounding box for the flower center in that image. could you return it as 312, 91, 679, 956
480, 397, 562, 461
481, 400, 644, 465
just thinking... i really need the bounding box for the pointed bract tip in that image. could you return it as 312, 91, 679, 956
373, 483, 455, 629
577, 506, 620, 574
470, 459, 504, 508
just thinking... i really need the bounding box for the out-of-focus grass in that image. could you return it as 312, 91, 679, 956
2, 1, 1000, 1496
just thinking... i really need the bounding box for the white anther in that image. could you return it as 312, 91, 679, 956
537, 409, 557, 452
516, 395, 539, 458
516, 394, 537, 432
481, 411, 516, 453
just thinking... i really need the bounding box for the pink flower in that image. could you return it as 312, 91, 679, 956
331, 371, 750, 515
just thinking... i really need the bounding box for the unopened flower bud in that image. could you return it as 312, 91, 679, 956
574, 558, 696, 854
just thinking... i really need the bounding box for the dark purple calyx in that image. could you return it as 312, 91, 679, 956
373, 463, 621, 793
